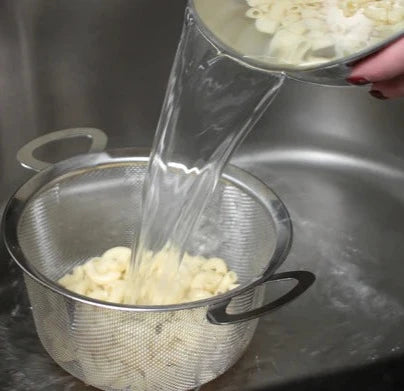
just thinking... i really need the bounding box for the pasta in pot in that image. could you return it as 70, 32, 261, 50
58, 246, 239, 305
245, 0, 404, 66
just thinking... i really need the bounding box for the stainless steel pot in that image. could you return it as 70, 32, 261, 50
190, 0, 404, 86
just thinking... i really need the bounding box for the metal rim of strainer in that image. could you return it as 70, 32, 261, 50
189, 0, 404, 74
2, 146, 294, 313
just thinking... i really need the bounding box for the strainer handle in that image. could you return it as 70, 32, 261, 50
17, 128, 108, 172
207, 271, 315, 325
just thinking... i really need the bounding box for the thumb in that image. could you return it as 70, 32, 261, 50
349, 37, 404, 83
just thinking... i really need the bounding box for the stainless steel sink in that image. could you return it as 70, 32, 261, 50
1, 1, 404, 390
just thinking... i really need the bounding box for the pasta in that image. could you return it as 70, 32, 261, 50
58, 246, 239, 305
245, 0, 404, 66
53, 248, 242, 389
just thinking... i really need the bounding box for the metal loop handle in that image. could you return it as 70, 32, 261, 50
17, 128, 108, 172
207, 271, 315, 325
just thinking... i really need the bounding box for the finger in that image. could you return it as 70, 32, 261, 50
370, 74, 404, 99
349, 37, 404, 83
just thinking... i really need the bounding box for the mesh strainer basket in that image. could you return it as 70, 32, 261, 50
2, 128, 314, 391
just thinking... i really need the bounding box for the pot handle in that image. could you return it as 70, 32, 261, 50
207, 270, 315, 325
17, 128, 108, 172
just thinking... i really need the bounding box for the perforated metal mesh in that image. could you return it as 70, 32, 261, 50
17, 160, 278, 391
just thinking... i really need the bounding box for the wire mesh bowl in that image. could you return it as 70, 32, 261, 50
3, 128, 314, 391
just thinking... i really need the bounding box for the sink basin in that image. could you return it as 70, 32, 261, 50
1, 1, 404, 390
211, 83, 404, 390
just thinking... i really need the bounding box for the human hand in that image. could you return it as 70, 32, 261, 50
347, 37, 404, 100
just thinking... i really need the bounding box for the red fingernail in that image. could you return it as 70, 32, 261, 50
369, 90, 388, 100
346, 76, 370, 85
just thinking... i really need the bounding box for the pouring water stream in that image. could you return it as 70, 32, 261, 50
126, 7, 285, 304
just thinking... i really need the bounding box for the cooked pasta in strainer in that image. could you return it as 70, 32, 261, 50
54, 247, 241, 390
58, 246, 239, 305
